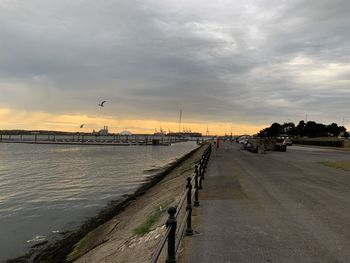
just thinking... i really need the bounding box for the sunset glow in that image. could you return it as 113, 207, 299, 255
0, 108, 263, 135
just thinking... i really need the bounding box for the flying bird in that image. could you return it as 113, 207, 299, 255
80, 124, 84, 128
98, 101, 107, 107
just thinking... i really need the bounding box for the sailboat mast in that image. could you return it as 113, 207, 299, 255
179, 109, 182, 133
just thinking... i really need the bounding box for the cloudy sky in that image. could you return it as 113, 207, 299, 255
0, 0, 349, 134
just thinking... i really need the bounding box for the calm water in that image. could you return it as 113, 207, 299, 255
0, 142, 198, 261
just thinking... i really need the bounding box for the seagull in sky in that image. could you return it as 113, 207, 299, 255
80, 124, 84, 128
98, 100, 107, 107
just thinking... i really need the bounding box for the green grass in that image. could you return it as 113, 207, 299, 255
66, 230, 96, 262
66, 204, 168, 261
320, 160, 350, 171
133, 205, 167, 236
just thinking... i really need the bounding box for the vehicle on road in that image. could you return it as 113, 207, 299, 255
274, 143, 287, 152
283, 138, 292, 146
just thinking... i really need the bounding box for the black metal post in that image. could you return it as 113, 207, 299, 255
201, 158, 205, 175
203, 156, 208, 174
198, 159, 204, 190
206, 147, 211, 161
201, 155, 206, 180
185, 177, 193, 236
194, 165, 200, 207
166, 207, 177, 263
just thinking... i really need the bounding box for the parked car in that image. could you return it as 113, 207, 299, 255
239, 139, 248, 144
283, 138, 292, 146
274, 143, 287, 152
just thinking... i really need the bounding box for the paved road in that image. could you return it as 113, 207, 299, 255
180, 142, 350, 263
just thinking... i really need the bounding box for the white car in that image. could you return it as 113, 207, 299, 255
239, 139, 248, 144
283, 138, 292, 146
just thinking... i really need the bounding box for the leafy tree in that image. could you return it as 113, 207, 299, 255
327, 123, 340, 136
257, 120, 348, 138
296, 120, 305, 136
257, 122, 283, 137
304, 121, 328, 137
282, 122, 297, 136
269, 123, 283, 137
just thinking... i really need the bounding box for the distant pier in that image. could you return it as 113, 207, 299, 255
0, 133, 206, 146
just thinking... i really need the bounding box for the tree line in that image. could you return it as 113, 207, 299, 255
258, 120, 349, 138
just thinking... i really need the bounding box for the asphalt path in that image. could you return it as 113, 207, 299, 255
180, 142, 350, 263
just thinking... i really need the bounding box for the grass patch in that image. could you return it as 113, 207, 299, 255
133, 205, 167, 236
66, 230, 96, 262
320, 160, 350, 171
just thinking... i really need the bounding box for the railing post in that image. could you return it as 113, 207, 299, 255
203, 155, 208, 174
199, 163, 203, 190
166, 207, 177, 263
201, 155, 206, 180
194, 165, 200, 207
185, 177, 193, 236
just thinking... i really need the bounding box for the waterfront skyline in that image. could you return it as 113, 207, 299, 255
1, 1, 350, 134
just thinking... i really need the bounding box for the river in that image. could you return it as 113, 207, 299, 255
0, 141, 198, 261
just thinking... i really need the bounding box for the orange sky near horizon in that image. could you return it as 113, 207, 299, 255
0, 108, 264, 135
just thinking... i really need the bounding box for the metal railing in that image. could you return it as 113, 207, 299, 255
150, 144, 212, 263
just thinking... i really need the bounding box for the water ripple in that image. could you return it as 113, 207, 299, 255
0, 141, 198, 260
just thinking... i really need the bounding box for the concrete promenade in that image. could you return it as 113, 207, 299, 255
181, 142, 350, 263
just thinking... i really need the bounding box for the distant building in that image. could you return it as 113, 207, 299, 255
120, 130, 132, 135
96, 126, 108, 135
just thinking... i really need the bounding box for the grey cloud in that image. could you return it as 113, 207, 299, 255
0, 0, 350, 126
